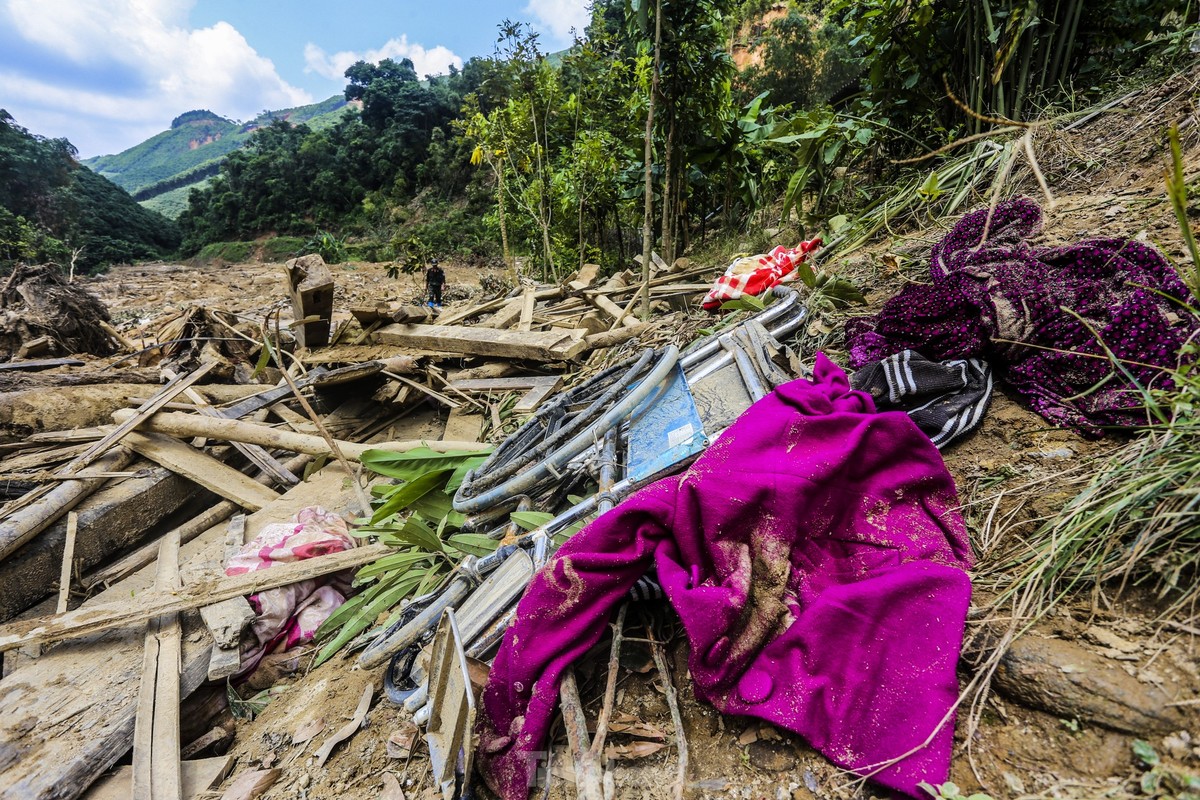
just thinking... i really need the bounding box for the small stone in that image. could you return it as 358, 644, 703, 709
747, 740, 796, 773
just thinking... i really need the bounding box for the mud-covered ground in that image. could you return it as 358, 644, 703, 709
72, 66, 1200, 800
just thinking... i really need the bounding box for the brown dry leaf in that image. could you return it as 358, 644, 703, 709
604, 741, 667, 761
313, 682, 374, 767
292, 716, 326, 746
220, 768, 281, 800
607, 712, 667, 741
387, 723, 419, 759
880, 254, 902, 275
757, 724, 781, 741
381, 773, 407, 800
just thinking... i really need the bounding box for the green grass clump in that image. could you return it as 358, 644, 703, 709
194, 240, 254, 264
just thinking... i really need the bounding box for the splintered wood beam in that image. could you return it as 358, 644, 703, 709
447, 375, 563, 415
109, 409, 485, 462
373, 323, 588, 362
0, 542, 392, 652
122, 431, 281, 511
132, 530, 182, 800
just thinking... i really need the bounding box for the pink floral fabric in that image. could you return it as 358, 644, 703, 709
226, 506, 356, 674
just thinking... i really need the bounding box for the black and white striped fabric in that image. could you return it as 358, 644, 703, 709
627, 575, 665, 602
850, 350, 993, 449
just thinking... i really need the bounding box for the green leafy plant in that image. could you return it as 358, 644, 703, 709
304, 229, 347, 264
310, 446, 493, 667
386, 233, 434, 278
917, 781, 992, 800
1133, 739, 1200, 799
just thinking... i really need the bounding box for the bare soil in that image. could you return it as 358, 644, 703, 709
68, 66, 1200, 800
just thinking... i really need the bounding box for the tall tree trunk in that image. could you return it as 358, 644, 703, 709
660, 113, 675, 266
640, 0, 663, 321
495, 161, 514, 280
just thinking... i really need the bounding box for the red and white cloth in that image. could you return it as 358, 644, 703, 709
701, 239, 822, 311
226, 506, 356, 675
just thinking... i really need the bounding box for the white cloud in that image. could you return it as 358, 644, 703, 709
525, 0, 591, 45
0, 0, 310, 156
304, 36, 463, 82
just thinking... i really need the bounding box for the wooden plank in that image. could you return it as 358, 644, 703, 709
516, 287, 536, 332
0, 465, 362, 800
122, 431, 281, 511
0, 357, 85, 371
479, 296, 524, 330
82, 756, 230, 800
587, 294, 642, 329
201, 517, 253, 680
133, 531, 182, 800
66, 362, 217, 477
0, 448, 137, 563
285, 255, 334, 349
166, 370, 298, 487
567, 263, 600, 291
442, 409, 484, 443
56, 512, 79, 615
216, 367, 329, 421
435, 286, 563, 327
0, 542, 392, 652
514, 377, 563, 414
374, 323, 588, 362
448, 376, 563, 415
111, 409, 486, 461
81, 502, 236, 591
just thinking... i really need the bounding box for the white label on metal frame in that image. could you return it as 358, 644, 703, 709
666, 423, 695, 449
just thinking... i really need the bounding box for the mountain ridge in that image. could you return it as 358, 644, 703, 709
82, 95, 355, 217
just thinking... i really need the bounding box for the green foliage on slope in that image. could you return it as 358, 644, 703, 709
81, 96, 353, 213
0, 109, 180, 273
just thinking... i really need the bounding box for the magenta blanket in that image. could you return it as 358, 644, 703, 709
477, 355, 974, 798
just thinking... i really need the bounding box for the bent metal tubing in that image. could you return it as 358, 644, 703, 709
679, 284, 803, 373
360, 476, 632, 670
451, 345, 680, 515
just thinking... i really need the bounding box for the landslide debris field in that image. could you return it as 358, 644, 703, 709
3, 68, 1200, 800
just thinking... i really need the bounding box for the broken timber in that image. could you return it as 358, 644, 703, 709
284, 255, 334, 349
449, 375, 563, 415
121, 430, 280, 511
0, 465, 367, 800
373, 322, 588, 361
109, 408, 485, 459
0, 541, 392, 652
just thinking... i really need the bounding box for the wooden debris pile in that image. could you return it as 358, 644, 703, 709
0, 263, 124, 360
0, 251, 716, 800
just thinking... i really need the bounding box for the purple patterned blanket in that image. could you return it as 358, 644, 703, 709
476, 355, 974, 798
847, 197, 1198, 435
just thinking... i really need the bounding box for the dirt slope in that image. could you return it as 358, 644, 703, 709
76, 66, 1200, 800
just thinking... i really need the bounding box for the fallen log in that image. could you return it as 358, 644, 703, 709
587, 294, 643, 329
584, 323, 651, 351
0, 448, 136, 562
373, 322, 588, 361
992, 633, 1190, 734
110, 408, 486, 459
0, 541, 392, 652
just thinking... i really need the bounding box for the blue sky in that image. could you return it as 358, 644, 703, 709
0, 0, 590, 158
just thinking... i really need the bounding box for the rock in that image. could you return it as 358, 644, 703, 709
747, 740, 796, 773
1084, 626, 1141, 655
993, 634, 1191, 734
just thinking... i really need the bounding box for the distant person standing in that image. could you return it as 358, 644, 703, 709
425, 258, 445, 307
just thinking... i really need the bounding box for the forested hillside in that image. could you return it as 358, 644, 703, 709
0, 111, 180, 274
175, 0, 1194, 281
82, 96, 353, 218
